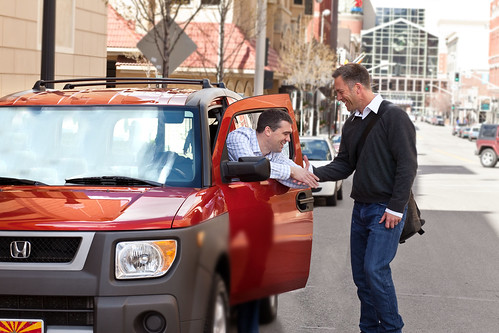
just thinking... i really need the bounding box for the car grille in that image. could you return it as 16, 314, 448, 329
0, 237, 81, 263
0, 295, 93, 326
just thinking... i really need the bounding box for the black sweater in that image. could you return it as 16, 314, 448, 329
313, 101, 418, 213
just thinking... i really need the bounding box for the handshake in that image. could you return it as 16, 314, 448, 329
290, 155, 320, 188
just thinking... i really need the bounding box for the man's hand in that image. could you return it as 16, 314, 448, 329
379, 211, 402, 229
290, 165, 319, 188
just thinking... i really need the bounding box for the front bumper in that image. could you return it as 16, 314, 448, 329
0, 216, 228, 333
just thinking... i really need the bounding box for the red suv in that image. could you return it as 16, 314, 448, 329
476, 124, 499, 167
0, 78, 314, 333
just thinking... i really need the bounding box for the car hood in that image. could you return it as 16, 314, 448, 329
0, 186, 208, 231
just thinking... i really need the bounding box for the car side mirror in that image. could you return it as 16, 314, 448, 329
220, 156, 270, 183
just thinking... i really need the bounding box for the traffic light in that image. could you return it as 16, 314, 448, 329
424, 85, 429, 92
454, 72, 460, 82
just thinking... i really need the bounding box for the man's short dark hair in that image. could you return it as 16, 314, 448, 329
333, 63, 371, 90
256, 108, 292, 133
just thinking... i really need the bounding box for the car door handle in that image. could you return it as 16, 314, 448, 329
296, 190, 314, 212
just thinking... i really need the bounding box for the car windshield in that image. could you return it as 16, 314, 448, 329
480, 125, 498, 139
0, 105, 201, 187
300, 139, 332, 161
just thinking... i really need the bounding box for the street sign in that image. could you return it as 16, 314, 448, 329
137, 19, 197, 75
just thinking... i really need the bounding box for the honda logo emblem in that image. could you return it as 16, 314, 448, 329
10, 241, 31, 259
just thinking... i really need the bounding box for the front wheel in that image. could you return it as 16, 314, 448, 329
480, 148, 498, 168
204, 274, 229, 333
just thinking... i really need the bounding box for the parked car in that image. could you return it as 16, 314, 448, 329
434, 116, 445, 126
331, 134, 341, 152
460, 127, 471, 139
300, 136, 343, 206
0, 77, 314, 333
452, 123, 466, 135
476, 124, 499, 167
468, 125, 481, 141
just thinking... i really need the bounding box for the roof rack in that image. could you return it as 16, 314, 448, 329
32, 77, 226, 91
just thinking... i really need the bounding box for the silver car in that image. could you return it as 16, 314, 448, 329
300, 136, 343, 206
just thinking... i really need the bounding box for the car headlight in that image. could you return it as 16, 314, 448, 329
115, 240, 177, 280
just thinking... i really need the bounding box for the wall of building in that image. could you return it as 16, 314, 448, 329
0, 0, 107, 97
490, 0, 499, 89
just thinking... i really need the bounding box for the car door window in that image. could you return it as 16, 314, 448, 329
228, 109, 295, 161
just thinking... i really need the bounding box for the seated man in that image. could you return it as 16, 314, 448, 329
226, 108, 319, 189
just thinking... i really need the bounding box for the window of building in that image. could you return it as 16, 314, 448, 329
381, 79, 388, 91
415, 80, 422, 92
398, 79, 405, 91
407, 80, 414, 91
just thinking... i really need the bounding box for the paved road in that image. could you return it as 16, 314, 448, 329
233, 121, 499, 333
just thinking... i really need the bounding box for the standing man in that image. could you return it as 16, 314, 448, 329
313, 63, 417, 333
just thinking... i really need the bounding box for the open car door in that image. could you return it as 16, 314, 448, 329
212, 94, 314, 305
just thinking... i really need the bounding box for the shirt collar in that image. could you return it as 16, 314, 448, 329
354, 94, 384, 120
248, 128, 264, 155
249, 128, 281, 159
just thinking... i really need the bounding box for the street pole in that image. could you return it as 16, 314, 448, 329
41, 0, 56, 88
320, 14, 325, 44
254, 0, 267, 96
299, 91, 304, 135
330, 0, 338, 50
320, 9, 330, 44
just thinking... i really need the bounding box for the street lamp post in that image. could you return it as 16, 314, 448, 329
320, 9, 331, 44
254, 0, 267, 96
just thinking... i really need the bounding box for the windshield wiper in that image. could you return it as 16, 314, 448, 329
0, 177, 47, 186
65, 176, 164, 187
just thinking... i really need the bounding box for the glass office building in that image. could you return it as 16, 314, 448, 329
361, 8, 444, 115
375, 7, 425, 26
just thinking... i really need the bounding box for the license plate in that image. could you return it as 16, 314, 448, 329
0, 319, 44, 333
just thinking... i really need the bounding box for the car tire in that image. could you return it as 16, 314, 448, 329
325, 184, 338, 206
337, 184, 343, 201
259, 295, 278, 324
204, 274, 229, 333
480, 148, 498, 168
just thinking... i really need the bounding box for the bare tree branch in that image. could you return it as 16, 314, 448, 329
279, 25, 336, 91
191, 0, 257, 83
113, 0, 203, 77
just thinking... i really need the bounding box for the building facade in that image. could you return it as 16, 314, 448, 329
490, 0, 499, 122
107, 0, 316, 96
361, 8, 445, 117
0, 0, 108, 97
